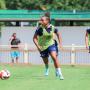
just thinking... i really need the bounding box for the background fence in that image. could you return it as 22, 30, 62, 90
0, 44, 90, 65
0, 26, 90, 65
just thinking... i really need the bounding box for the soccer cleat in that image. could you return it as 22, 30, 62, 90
55, 72, 64, 80
59, 75, 64, 80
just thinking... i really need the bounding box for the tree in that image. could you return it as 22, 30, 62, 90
5, 0, 90, 10
0, 0, 6, 27
0, 0, 6, 9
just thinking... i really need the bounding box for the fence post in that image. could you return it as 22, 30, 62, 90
71, 44, 75, 66
24, 43, 29, 64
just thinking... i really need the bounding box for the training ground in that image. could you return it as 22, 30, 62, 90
0, 64, 90, 90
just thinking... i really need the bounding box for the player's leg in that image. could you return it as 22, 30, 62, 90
50, 51, 64, 80
49, 45, 64, 80
10, 51, 15, 63
40, 49, 49, 76
16, 57, 19, 63
42, 57, 49, 76
15, 51, 20, 63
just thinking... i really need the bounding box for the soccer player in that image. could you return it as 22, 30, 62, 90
9, 33, 21, 63
33, 16, 64, 80
85, 28, 90, 53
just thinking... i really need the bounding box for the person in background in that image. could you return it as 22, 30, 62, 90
85, 28, 90, 53
9, 33, 21, 63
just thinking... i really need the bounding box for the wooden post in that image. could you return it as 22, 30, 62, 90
24, 43, 29, 64
71, 44, 75, 66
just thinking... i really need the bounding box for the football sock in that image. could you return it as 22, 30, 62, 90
45, 64, 49, 76
56, 68, 63, 76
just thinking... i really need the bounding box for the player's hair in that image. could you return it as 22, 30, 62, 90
44, 12, 50, 18
44, 12, 50, 22
13, 33, 16, 35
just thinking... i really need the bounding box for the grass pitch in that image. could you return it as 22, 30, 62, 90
0, 64, 90, 90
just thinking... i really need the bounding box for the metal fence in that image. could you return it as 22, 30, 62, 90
0, 44, 90, 65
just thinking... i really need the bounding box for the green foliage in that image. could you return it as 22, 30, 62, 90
0, 0, 90, 26
4, 0, 90, 10
5, 0, 22, 9
0, 0, 6, 9
0, 0, 6, 31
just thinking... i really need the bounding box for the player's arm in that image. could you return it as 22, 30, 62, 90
33, 30, 41, 52
9, 36, 13, 41
54, 28, 63, 49
9, 36, 14, 46
85, 31, 88, 49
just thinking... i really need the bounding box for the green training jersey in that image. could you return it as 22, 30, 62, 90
37, 24, 55, 51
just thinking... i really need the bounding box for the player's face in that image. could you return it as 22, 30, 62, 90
13, 33, 16, 38
40, 17, 49, 26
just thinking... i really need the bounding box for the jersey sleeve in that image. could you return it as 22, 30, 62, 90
35, 27, 43, 36
54, 28, 58, 34
35, 28, 39, 35
87, 29, 90, 34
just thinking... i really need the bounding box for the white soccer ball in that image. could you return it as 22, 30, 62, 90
0, 69, 11, 80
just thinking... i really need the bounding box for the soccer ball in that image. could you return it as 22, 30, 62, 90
0, 69, 11, 80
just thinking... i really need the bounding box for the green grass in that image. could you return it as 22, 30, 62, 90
0, 64, 90, 90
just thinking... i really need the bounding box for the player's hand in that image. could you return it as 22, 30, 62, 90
86, 45, 88, 50
59, 45, 64, 51
37, 45, 42, 52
